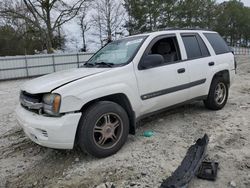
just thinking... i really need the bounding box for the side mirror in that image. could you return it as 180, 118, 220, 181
139, 54, 164, 70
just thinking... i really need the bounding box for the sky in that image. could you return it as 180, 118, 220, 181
64, 0, 250, 52
240, 0, 250, 6
220, 0, 250, 6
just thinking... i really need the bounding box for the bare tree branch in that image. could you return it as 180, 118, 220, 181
91, 0, 125, 46
0, 0, 87, 53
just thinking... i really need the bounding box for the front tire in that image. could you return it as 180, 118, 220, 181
204, 77, 229, 110
77, 101, 129, 158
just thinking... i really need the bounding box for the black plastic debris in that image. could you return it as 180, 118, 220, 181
160, 134, 209, 188
197, 161, 219, 181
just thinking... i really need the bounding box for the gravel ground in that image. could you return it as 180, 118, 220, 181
0, 56, 250, 188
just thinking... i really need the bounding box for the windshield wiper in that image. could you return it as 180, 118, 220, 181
83, 62, 95, 67
82, 61, 114, 68
94, 62, 114, 67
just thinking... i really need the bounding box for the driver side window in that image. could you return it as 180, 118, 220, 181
148, 36, 181, 64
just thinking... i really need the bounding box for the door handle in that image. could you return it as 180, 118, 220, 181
208, 62, 215, 66
177, 68, 185, 74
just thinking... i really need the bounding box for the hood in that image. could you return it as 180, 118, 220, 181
22, 68, 110, 94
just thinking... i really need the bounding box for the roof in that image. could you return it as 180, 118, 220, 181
125, 29, 216, 39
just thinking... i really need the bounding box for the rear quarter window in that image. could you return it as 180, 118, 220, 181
204, 33, 230, 55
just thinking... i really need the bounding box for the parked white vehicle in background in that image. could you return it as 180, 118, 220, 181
16, 30, 236, 158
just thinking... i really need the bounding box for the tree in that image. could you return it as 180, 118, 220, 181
143, 0, 161, 31
0, 23, 46, 56
91, 1, 103, 47
174, 0, 217, 28
77, 6, 90, 52
158, 0, 179, 29
215, 0, 245, 46
0, 1, 44, 55
124, 0, 216, 33
203, 0, 217, 29
91, 0, 125, 46
123, 0, 148, 35
0, 0, 86, 53
241, 7, 250, 47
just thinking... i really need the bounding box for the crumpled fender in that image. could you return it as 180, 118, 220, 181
160, 134, 209, 188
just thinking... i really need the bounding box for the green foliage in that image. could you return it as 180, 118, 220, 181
124, 0, 250, 47
0, 24, 65, 56
215, 0, 248, 46
1, 0, 250, 56
124, 0, 218, 33
175, 0, 217, 28
0, 25, 40, 56
241, 7, 250, 46
0, 0, 84, 55
124, 0, 178, 34
124, 0, 148, 34
158, 0, 178, 28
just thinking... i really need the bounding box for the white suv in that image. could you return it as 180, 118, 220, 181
16, 30, 236, 158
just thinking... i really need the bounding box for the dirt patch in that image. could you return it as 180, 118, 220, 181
0, 56, 250, 188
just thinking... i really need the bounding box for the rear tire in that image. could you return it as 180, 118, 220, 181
204, 77, 228, 110
77, 101, 129, 158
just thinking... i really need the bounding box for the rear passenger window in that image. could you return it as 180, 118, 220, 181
196, 35, 210, 57
204, 33, 230, 55
182, 35, 209, 59
182, 36, 201, 59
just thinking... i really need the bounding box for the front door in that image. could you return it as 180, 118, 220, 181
135, 34, 190, 115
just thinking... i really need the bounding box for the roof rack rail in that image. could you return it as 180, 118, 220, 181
157, 27, 212, 31
130, 27, 214, 36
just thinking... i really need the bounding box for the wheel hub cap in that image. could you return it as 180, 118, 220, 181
104, 126, 113, 137
93, 113, 123, 149
215, 82, 226, 105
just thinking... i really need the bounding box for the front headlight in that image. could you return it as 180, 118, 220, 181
43, 93, 61, 116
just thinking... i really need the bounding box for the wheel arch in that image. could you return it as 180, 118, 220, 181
78, 93, 136, 135
205, 69, 230, 99
212, 70, 230, 85
204, 69, 229, 110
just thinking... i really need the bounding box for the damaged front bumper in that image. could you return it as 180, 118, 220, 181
15, 105, 82, 149
160, 134, 209, 188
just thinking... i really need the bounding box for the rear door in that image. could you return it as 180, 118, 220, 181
180, 33, 214, 99
203, 32, 235, 79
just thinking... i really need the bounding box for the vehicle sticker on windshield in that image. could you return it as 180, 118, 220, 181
126, 39, 143, 46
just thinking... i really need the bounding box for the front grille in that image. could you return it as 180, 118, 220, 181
20, 91, 43, 113
20, 91, 42, 103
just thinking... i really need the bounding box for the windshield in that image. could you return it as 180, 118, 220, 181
85, 36, 147, 67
